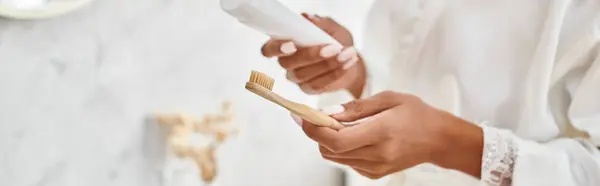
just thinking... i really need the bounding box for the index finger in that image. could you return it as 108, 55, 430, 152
278, 44, 344, 70
261, 40, 296, 57
331, 91, 412, 122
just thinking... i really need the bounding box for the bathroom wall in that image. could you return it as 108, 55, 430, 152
0, 0, 373, 186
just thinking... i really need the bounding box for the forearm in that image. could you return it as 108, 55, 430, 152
431, 114, 483, 178
431, 117, 600, 186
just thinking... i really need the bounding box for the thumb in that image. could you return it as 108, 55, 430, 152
321, 91, 409, 122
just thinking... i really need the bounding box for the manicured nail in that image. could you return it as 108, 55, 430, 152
320, 105, 345, 115
286, 72, 297, 82
290, 113, 303, 126
301, 84, 315, 94
307, 87, 320, 94
320, 44, 343, 58
280, 41, 297, 55
337, 47, 357, 62
343, 55, 359, 69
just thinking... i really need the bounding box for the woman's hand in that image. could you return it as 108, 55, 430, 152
260, 13, 366, 98
291, 91, 484, 179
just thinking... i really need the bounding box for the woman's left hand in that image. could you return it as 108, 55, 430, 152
291, 91, 484, 179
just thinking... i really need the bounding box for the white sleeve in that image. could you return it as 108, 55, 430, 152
480, 38, 600, 186
355, 0, 397, 99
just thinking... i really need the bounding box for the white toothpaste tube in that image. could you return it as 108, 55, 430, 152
220, 0, 341, 47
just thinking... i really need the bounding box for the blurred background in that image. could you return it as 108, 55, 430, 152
0, 0, 375, 186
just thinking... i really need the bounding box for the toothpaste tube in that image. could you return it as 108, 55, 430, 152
220, 0, 341, 47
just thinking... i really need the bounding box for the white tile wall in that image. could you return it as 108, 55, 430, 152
0, 0, 373, 186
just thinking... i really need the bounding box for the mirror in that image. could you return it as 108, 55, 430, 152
0, 0, 94, 20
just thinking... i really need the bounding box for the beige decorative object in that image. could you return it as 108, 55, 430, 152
155, 101, 238, 183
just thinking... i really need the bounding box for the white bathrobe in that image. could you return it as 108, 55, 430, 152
319, 0, 600, 185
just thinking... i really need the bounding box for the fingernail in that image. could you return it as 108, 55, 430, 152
290, 113, 303, 126
320, 44, 343, 58
286, 72, 297, 82
306, 87, 320, 94
343, 56, 359, 69
320, 105, 345, 115
337, 47, 357, 62
307, 14, 317, 20
280, 41, 297, 55
301, 84, 315, 94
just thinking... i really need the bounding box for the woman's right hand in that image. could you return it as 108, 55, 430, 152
260, 14, 366, 98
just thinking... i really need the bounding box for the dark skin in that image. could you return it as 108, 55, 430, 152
295, 91, 483, 179
263, 14, 483, 179
261, 13, 366, 98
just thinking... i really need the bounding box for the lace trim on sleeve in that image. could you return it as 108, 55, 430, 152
480, 124, 519, 186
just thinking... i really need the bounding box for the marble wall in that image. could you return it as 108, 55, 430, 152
0, 0, 373, 186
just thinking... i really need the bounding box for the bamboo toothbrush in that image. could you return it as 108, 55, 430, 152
245, 70, 346, 130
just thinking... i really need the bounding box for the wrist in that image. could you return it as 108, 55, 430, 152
432, 113, 483, 178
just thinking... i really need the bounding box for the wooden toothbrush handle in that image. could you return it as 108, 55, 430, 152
291, 104, 346, 130
245, 82, 345, 130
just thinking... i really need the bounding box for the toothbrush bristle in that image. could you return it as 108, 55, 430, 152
249, 70, 275, 90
